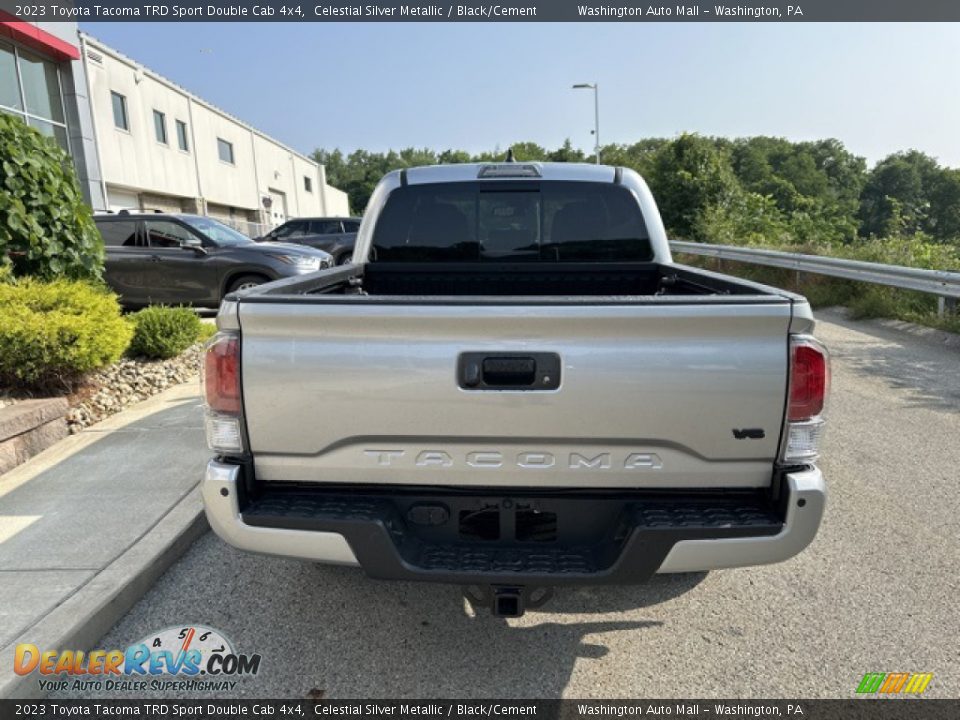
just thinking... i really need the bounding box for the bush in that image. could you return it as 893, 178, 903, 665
128, 306, 204, 359
0, 279, 132, 390
0, 114, 104, 281
198, 322, 217, 343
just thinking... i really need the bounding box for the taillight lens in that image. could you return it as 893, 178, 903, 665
788, 340, 829, 421
782, 335, 829, 464
204, 334, 240, 414
203, 333, 244, 455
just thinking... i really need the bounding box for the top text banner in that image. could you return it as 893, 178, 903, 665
4, 0, 960, 21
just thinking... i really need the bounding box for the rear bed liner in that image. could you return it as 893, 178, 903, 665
231, 261, 800, 306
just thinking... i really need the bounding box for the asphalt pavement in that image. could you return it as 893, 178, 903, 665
52, 308, 960, 699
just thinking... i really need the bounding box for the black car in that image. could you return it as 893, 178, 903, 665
256, 216, 360, 264
95, 213, 333, 308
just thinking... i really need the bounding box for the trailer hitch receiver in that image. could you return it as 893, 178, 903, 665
463, 585, 554, 618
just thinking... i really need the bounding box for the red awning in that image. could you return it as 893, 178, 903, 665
0, 13, 81, 62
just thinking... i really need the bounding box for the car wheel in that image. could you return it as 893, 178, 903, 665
228, 274, 268, 294
337, 253, 353, 265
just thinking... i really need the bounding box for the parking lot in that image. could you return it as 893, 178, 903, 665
54, 309, 960, 699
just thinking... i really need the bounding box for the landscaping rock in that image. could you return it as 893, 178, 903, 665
66, 343, 205, 434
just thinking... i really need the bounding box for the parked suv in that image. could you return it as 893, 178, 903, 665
256, 216, 360, 264
95, 213, 332, 308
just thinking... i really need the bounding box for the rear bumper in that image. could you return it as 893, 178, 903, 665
657, 465, 824, 572
202, 460, 824, 582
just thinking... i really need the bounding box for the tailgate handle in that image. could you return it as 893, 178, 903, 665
458, 353, 561, 391
483, 357, 536, 386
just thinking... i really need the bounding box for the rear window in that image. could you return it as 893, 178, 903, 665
96, 220, 139, 247
371, 181, 651, 262
310, 220, 343, 235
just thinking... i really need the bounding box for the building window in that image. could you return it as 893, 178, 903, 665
304, 176, 313, 193
111, 91, 128, 130
153, 110, 167, 144
0, 40, 70, 153
176, 119, 189, 152
217, 137, 234, 164
0, 43, 21, 111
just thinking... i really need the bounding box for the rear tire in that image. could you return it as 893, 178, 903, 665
227, 274, 268, 294
336, 253, 353, 265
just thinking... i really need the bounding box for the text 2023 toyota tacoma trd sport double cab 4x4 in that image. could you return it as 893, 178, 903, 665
200, 162, 829, 617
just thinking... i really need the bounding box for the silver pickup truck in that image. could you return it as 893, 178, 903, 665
201, 162, 829, 617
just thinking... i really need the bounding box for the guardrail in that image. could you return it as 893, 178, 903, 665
669, 241, 960, 315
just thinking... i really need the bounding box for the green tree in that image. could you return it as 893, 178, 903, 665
547, 139, 585, 163
928, 168, 960, 239
310, 136, 960, 251
437, 149, 472, 164
598, 139, 666, 180
506, 141, 548, 161
730, 137, 865, 243
0, 114, 104, 280
858, 151, 941, 238
694, 189, 793, 247
646, 133, 740, 239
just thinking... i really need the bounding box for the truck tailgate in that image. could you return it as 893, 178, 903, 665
238, 301, 792, 489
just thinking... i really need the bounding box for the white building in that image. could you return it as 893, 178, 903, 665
79, 33, 349, 235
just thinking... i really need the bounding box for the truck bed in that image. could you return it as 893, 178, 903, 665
239, 261, 791, 303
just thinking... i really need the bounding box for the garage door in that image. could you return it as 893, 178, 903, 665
107, 188, 140, 213
267, 189, 287, 226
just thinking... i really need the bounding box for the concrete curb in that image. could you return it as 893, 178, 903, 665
817, 306, 960, 349
0, 488, 209, 699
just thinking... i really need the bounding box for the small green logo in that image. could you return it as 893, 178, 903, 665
856, 672, 932, 695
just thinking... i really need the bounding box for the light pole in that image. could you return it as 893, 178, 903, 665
572, 83, 600, 164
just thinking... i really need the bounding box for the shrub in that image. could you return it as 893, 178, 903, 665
198, 322, 217, 343
128, 306, 203, 359
848, 287, 906, 320
0, 279, 132, 391
0, 113, 104, 281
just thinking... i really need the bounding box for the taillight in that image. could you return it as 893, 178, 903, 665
781, 335, 829, 464
788, 341, 828, 421
203, 333, 244, 454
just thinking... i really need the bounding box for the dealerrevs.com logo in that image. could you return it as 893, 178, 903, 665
14, 625, 261, 693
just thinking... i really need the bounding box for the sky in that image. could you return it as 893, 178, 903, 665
79, 22, 960, 168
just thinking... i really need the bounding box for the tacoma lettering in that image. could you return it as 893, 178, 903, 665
364, 450, 663, 470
